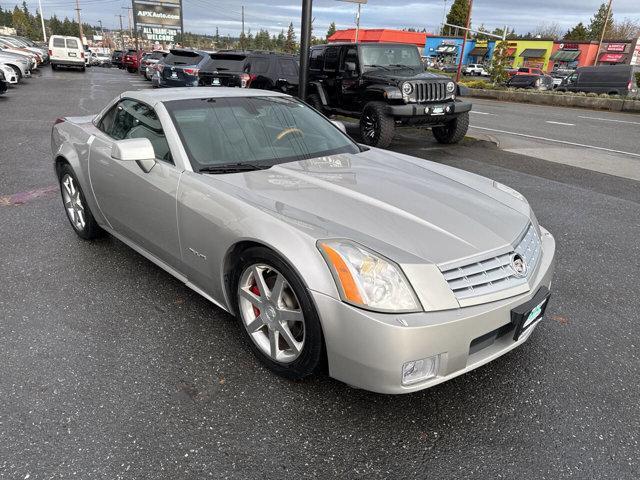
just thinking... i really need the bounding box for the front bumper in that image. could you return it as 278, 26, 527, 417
388, 100, 472, 120
314, 228, 555, 394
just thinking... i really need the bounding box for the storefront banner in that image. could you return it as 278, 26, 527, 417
606, 43, 627, 52
631, 39, 640, 66
558, 43, 579, 50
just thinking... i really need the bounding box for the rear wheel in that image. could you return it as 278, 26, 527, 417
432, 111, 469, 144
233, 247, 324, 380
58, 164, 103, 240
360, 101, 395, 149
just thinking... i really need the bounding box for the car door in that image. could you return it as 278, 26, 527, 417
323, 46, 341, 105
89, 98, 183, 269
276, 57, 299, 95
50, 36, 67, 62
337, 46, 362, 112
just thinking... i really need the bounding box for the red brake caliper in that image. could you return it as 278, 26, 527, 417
250, 283, 261, 317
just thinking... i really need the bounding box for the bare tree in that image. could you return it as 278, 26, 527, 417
533, 22, 563, 39
606, 17, 640, 39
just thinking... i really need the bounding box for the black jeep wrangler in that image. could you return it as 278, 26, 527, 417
307, 43, 472, 148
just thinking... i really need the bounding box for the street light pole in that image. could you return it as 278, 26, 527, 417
455, 0, 473, 83
595, 0, 613, 66
355, 3, 361, 43
298, 0, 313, 100
37, 0, 47, 42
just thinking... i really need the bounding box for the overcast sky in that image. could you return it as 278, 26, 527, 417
5, 0, 640, 37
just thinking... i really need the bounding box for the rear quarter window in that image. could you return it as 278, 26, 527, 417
165, 52, 204, 65
248, 57, 269, 74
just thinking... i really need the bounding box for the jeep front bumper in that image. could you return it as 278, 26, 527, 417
389, 100, 472, 119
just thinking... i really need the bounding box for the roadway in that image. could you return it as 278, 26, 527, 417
466, 98, 640, 181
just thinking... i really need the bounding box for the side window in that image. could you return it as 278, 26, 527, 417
324, 47, 339, 72
249, 58, 269, 74
309, 48, 324, 70
278, 58, 298, 77
99, 99, 173, 163
52, 37, 65, 48
340, 47, 359, 72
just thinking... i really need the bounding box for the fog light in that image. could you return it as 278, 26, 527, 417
445, 106, 452, 113
402, 355, 440, 385
424, 107, 431, 114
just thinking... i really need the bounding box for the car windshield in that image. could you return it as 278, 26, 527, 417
165, 96, 360, 171
361, 45, 422, 69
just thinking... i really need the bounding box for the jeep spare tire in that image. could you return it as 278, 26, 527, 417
432, 111, 469, 144
360, 102, 395, 149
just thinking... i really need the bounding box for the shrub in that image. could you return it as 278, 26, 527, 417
586, 92, 599, 97
599, 93, 610, 98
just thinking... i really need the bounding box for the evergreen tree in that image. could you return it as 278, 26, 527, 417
12, 6, 31, 37
563, 22, 589, 41
276, 29, 285, 50
326, 21, 336, 40
587, 3, 614, 40
284, 22, 296, 54
442, 0, 469, 36
489, 40, 511, 84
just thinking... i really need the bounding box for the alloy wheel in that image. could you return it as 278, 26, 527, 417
61, 174, 86, 231
362, 111, 379, 141
238, 264, 305, 364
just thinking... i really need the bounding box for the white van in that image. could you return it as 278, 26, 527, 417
49, 35, 85, 71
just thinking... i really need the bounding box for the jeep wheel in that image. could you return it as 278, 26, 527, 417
432, 111, 469, 145
360, 102, 395, 149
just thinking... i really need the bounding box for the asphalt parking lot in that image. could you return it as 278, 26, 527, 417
1, 66, 639, 479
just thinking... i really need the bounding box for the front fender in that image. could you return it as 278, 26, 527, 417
364, 83, 402, 102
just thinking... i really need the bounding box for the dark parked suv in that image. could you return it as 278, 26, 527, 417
557, 64, 638, 96
111, 50, 123, 69
198, 51, 299, 95
307, 42, 472, 148
154, 48, 209, 88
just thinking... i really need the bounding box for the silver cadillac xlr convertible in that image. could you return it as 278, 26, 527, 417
51, 88, 556, 394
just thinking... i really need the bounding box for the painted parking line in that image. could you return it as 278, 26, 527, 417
546, 121, 575, 126
470, 111, 496, 115
469, 125, 640, 158
577, 115, 640, 125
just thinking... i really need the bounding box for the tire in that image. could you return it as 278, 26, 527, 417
306, 93, 324, 113
127, 67, 135, 73
58, 164, 103, 240
432, 111, 469, 144
80, 66, 86, 72
9, 65, 22, 79
233, 247, 324, 380
51, 63, 57, 71
360, 101, 395, 149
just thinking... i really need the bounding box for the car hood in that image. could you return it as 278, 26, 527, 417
206, 149, 532, 265
364, 68, 450, 85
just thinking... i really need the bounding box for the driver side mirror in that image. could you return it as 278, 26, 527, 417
111, 138, 156, 173
331, 120, 347, 134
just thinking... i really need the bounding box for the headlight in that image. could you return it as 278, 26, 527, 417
493, 180, 527, 203
318, 240, 421, 313
402, 82, 413, 95
446, 81, 456, 93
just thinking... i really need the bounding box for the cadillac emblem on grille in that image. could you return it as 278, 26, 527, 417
510, 253, 528, 278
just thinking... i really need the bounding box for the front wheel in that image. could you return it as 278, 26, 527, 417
360, 101, 395, 149
58, 164, 103, 240
233, 247, 324, 380
432, 111, 469, 144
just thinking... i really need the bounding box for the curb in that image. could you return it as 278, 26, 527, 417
466, 88, 640, 113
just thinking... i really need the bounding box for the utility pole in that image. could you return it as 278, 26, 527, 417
116, 14, 125, 50
37, 0, 47, 42
595, 0, 613, 66
75, 0, 84, 45
123, 7, 133, 40
298, 0, 312, 100
355, 2, 361, 43
242, 6, 245, 38
455, 0, 472, 83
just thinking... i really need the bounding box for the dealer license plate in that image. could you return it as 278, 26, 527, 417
431, 106, 445, 115
510, 287, 551, 340
212, 78, 221, 86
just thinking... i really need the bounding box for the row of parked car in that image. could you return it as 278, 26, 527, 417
0, 35, 50, 95
113, 47, 302, 94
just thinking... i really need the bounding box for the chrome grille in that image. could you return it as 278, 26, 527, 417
413, 82, 447, 102
441, 224, 542, 302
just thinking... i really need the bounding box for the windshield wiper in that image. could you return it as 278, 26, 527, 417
199, 162, 272, 174
388, 64, 417, 69
364, 64, 391, 71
